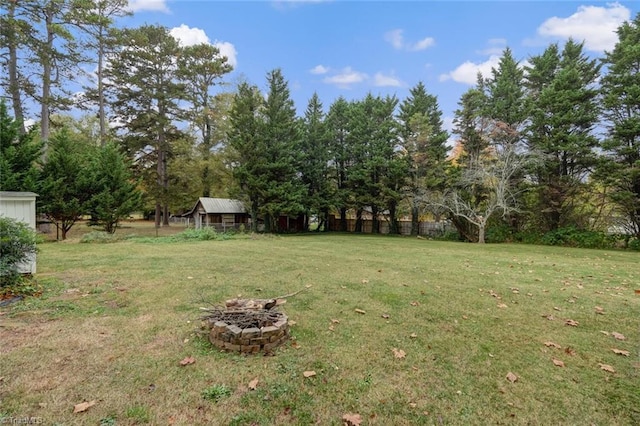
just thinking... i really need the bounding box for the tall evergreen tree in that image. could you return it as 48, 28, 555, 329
600, 13, 640, 238
326, 97, 353, 231
525, 40, 601, 231
398, 82, 449, 235
176, 43, 233, 197
259, 69, 305, 232
300, 93, 333, 231
105, 24, 186, 227
227, 82, 265, 232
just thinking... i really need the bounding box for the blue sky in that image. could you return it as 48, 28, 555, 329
122, 1, 637, 133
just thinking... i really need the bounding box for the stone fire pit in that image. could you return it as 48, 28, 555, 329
203, 297, 290, 354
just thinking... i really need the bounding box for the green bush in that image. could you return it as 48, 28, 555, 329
629, 238, 640, 251
540, 226, 616, 249
0, 216, 38, 288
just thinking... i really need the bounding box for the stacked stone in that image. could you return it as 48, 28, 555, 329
209, 314, 290, 354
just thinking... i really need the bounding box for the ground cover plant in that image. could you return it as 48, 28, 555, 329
0, 226, 638, 425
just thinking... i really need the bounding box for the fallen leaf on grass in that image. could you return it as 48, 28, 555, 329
542, 314, 555, 321
599, 363, 615, 373
594, 306, 604, 314
634, 289, 640, 295
248, 378, 259, 390
328, 325, 335, 331
331, 319, 341, 324
381, 314, 390, 319
303, 371, 316, 378
410, 301, 420, 306
354, 308, 366, 314
361, 279, 369, 284
497, 303, 508, 309
565, 347, 576, 356
179, 356, 195, 366
73, 400, 96, 413
506, 372, 518, 383
552, 359, 565, 367
289, 320, 297, 326
342, 413, 362, 426
409, 333, 417, 338
612, 349, 630, 356
565, 319, 579, 327
392, 348, 406, 359
611, 332, 626, 340
544, 341, 561, 349
290, 340, 301, 349
600, 331, 610, 336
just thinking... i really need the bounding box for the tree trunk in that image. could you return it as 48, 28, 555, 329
339, 207, 347, 232
388, 201, 399, 235
98, 31, 107, 146
41, 5, 54, 146
478, 223, 486, 244
355, 209, 363, 233
411, 203, 419, 236
154, 202, 161, 228
371, 206, 379, 234
6, 2, 26, 136
163, 203, 169, 226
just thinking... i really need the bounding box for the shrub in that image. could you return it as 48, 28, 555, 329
540, 227, 616, 249
629, 238, 640, 251
80, 231, 121, 243
0, 216, 38, 288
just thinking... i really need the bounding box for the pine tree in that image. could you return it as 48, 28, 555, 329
525, 40, 601, 231
600, 13, 640, 238
398, 82, 449, 235
0, 102, 42, 192
326, 97, 353, 231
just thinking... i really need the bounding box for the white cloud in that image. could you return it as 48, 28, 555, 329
537, 3, 630, 52
323, 67, 368, 88
310, 64, 330, 75
409, 37, 436, 51
439, 55, 501, 85
385, 29, 435, 51
169, 25, 238, 68
384, 29, 405, 50
170, 24, 210, 46
373, 72, 403, 87
476, 38, 507, 56
127, 0, 169, 13
214, 41, 238, 68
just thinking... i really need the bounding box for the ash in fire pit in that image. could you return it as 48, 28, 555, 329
203, 297, 290, 354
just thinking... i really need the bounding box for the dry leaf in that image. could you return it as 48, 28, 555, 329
565, 319, 579, 327
565, 347, 576, 356
497, 303, 508, 309
291, 340, 301, 349
611, 332, 626, 340
361, 279, 369, 284
634, 289, 640, 294
179, 356, 195, 366
275, 298, 286, 306
289, 320, 297, 326
331, 319, 340, 324
328, 325, 335, 331
303, 371, 316, 378
381, 313, 390, 319
409, 402, 417, 408
544, 341, 561, 349
594, 306, 604, 314
506, 372, 518, 383
248, 378, 259, 390
612, 349, 630, 356
542, 314, 555, 321
410, 301, 420, 306
409, 333, 417, 338
600, 330, 610, 336
73, 400, 96, 413
354, 308, 366, 315
392, 348, 406, 359
342, 413, 362, 426
599, 363, 615, 373
552, 358, 565, 367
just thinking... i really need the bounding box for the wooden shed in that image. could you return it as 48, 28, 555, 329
0, 191, 38, 274
184, 197, 250, 231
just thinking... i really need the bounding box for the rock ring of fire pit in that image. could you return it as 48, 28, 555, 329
205, 301, 290, 354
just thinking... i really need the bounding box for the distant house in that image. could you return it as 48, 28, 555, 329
183, 197, 305, 232
184, 198, 250, 231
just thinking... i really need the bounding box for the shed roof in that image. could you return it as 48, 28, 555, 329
0, 191, 38, 199
189, 198, 246, 215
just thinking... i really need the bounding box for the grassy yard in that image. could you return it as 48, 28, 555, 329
1, 226, 639, 425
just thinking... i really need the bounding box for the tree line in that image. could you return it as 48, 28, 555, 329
1, 2, 639, 246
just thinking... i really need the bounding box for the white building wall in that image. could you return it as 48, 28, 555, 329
0, 192, 38, 274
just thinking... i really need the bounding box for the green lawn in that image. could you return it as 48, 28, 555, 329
1, 229, 639, 425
